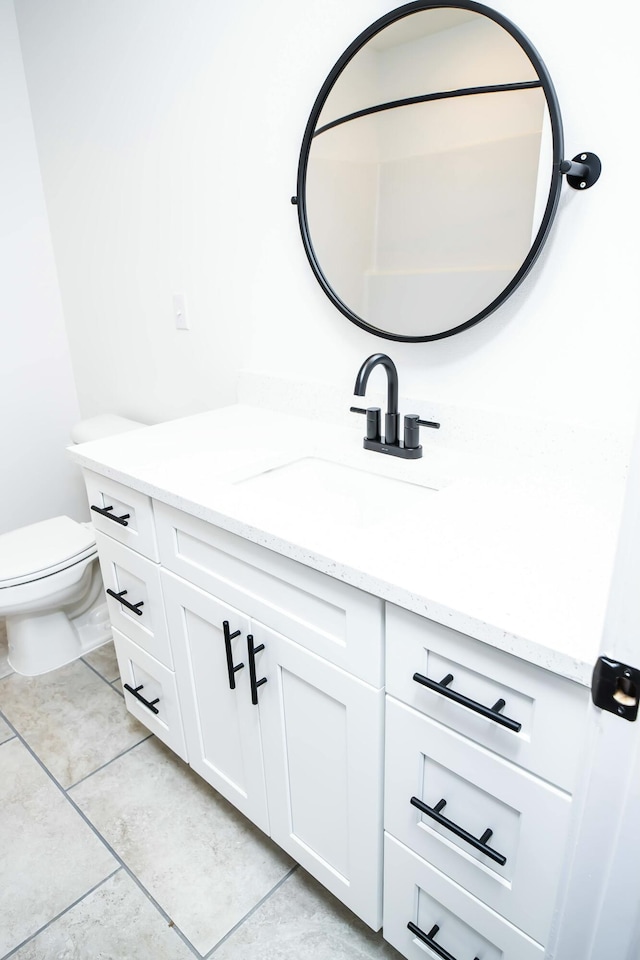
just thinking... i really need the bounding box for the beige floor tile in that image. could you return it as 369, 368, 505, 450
214, 869, 403, 960
0, 713, 14, 744
83, 639, 120, 682
0, 618, 13, 679
10, 869, 195, 960
71, 736, 294, 956
0, 738, 116, 957
0, 659, 148, 788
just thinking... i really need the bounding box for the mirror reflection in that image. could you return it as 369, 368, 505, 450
301, 6, 559, 340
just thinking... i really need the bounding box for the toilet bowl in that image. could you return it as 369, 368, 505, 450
0, 415, 144, 676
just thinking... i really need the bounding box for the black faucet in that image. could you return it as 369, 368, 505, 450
351, 353, 439, 460
353, 353, 400, 445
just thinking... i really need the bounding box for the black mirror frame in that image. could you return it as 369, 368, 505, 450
294, 0, 565, 343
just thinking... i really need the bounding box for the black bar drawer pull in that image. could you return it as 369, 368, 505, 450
247, 634, 267, 705
91, 504, 130, 526
223, 620, 244, 690
407, 922, 479, 960
106, 588, 144, 616
410, 796, 507, 866
124, 683, 160, 714
413, 671, 522, 733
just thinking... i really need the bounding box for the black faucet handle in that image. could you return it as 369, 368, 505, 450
404, 414, 440, 450
351, 405, 381, 442
403, 414, 440, 430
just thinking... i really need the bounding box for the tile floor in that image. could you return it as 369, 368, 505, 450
0, 621, 402, 960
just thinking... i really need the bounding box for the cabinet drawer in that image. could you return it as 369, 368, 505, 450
385, 604, 588, 791
96, 532, 172, 668
84, 470, 158, 560
383, 834, 544, 960
154, 501, 384, 687
385, 698, 570, 944
113, 628, 187, 761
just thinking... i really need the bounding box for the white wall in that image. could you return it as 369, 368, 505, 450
13, 0, 640, 443
14, 0, 264, 426
0, 0, 85, 535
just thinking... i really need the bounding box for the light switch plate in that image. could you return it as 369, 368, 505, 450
172, 293, 189, 330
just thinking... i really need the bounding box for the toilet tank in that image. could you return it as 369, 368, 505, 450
70, 415, 146, 444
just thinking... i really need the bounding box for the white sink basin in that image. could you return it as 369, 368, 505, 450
234, 456, 438, 529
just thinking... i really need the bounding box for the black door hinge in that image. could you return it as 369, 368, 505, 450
592, 657, 640, 722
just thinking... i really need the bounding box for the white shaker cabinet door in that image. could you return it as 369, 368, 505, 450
255, 623, 385, 931
161, 571, 269, 835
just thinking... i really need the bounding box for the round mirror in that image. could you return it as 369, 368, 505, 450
295, 1, 564, 341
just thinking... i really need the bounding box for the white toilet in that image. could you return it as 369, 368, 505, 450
0, 415, 144, 676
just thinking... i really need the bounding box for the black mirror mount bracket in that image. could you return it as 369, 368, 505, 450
561, 152, 601, 189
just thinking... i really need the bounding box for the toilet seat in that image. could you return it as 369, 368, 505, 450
0, 516, 97, 589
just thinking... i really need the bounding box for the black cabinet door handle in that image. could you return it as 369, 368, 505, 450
410, 796, 507, 866
106, 588, 144, 616
247, 634, 267, 705
408, 922, 479, 960
91, 504, 130, 526
124, 683, 160, 714
413, 671, 521, 733
222, 620, 244, 690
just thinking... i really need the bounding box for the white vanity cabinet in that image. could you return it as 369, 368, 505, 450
82, 464, 591, 958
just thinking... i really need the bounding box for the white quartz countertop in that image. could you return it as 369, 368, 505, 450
68, 404, 626, 685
